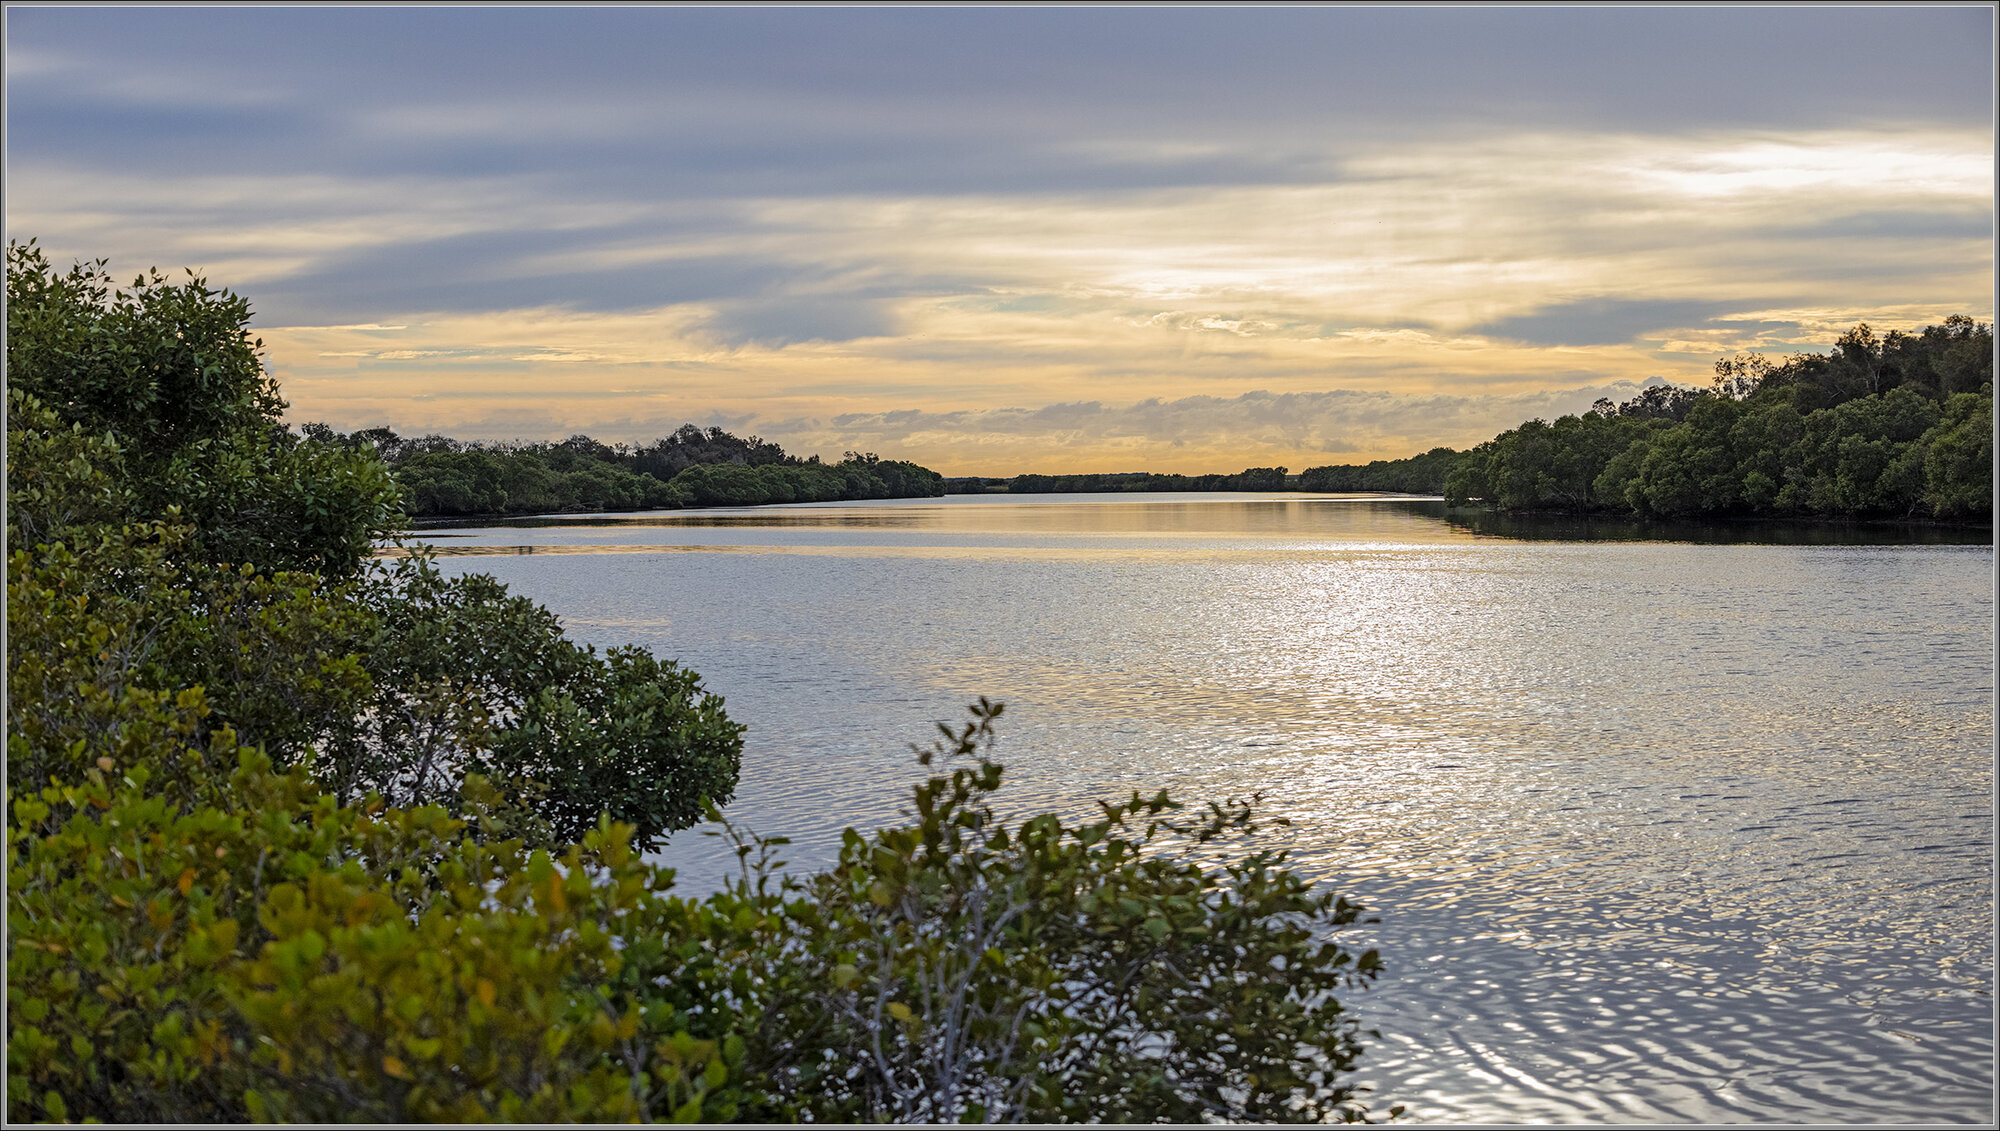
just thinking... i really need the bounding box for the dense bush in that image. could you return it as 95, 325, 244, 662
8, 541, 1389, 1123
306, 424, 947, 518
1444, 320, 1992, 521
5, 242, 745, 839
7, 749, 752, 1123
1299, 448, 1461, 495
673, 461, 794, 507
390, 447, 685, 516
725, 702, 1390, 1123
325, 558, 743, 849
7, 707, 1394, 1124
661, 454, 943, 510
6, 243, 405, 573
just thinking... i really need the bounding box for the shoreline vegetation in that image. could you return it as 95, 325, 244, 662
363, 319, 1990, 529
304, 422, 948, 519
1440, 319, 1991, 525
8, 245, 1397, 1121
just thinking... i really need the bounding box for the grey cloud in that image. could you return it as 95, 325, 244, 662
244, 218, 914, 324
1472, 299, 1750, 347
16, 98, 1347, 198
1772, 207, 1993, 243
703, 296, 900, 348
318, 384, 1675, 460
808, 384, 1665, 456
255, 252, 794, 325
26, 8, 1996, 129
13, 8, 1987, 382
11, 95, 314, 161
10, 8, 1990, 197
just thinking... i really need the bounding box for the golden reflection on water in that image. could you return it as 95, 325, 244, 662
400, 494, 1478, 541
380, 542, 1462, 562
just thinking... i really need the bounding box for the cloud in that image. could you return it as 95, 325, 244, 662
1471, 299, 1743, 347
7, 9, 1989, 470
9, 9, 1990, 183
806, 385, 1665, 463
12, 128, 1986, 340
1772, 207, 1993, 243
703, 297, 900, 348
306, 382, 1685, 477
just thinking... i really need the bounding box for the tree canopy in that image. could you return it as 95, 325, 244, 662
303, 421, 947, 519
5, 240, 746, 848
1443, 320, 1992, 521
6, 242, 406, 573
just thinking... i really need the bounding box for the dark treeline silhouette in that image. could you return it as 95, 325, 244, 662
300, 422, 945, 517
1443, 318, 1992, 521
997, 467, 1291, 494
1296, 447, 1461, 495
943, 463, 1443, 496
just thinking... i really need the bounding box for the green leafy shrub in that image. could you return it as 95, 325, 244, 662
712, 702, 1396, 1123
5, 242, 404, 574
7, 242, 745, 853
7, 748, 749, 1124
1920, 390, 1994, 520
6, 530, 373, 804
328, 557, 743, 849
9, 704, 1394, 1124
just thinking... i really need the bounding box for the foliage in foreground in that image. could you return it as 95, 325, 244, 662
7, 743, 744, 1123
8, 699, 1393, 1123
5, 243, 406, 574
731, 701, 1389, 1123
6, 242, 744, 852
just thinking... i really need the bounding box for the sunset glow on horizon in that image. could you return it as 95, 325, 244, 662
7, 7, 1992, 475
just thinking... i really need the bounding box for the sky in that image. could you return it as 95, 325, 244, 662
6, 6, 1993, 475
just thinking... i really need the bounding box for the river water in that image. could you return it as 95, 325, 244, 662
405, 493, 1994, 1123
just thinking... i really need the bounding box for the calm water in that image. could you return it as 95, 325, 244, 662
402, 494, 1995, 1123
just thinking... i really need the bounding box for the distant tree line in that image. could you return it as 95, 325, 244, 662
942, 461, 1452, 497
1296, 447, 1461, 495
947, 319, 1990, 526
1443, 318, 1992, 521
1000, 467, 1291, 493
299, 422, 946, 517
